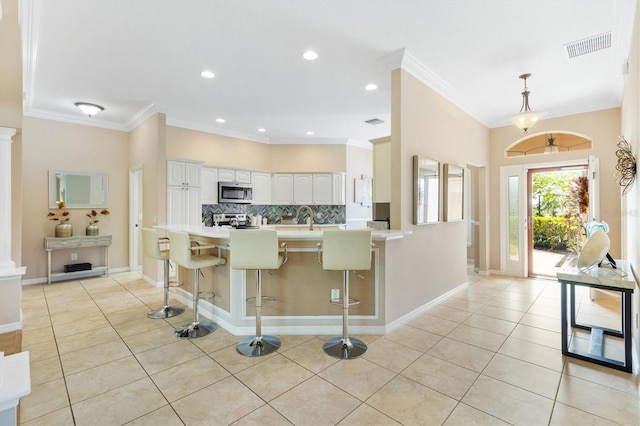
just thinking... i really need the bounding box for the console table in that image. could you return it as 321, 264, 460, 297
557, 259, 636, 373
44, 235, 112, 284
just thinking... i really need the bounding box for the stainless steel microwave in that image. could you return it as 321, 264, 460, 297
218, 181, 253, 204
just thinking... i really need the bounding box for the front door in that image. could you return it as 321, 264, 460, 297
500, 165, 527, 277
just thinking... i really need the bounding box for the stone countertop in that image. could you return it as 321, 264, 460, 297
556, 258, 637, 290
155, 224, 407, 241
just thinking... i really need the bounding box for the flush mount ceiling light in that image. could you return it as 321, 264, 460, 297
303, 50, 318, 61
201, 70, 215, 79
74, 102, 104, 118
511, 73, 544, 134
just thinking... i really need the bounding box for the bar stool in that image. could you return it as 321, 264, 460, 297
318, 229, 372, 359
141, 228, 185, 319
169, 230, 226, 339
230, 229, 287, 357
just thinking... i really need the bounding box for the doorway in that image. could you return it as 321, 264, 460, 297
527, 166, 588, 277
129, 167, 143, 272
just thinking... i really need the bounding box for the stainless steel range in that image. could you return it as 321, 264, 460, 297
211, 213, 258, 228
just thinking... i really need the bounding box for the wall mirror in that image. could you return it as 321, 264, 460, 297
413, 155, 440, 225
443, 163, 464, 222
48, 170, 108, 209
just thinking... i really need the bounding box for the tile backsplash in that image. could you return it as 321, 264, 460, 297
202, 204, 346, 226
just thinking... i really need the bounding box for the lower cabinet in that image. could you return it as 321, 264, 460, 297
167, 186, 201, 226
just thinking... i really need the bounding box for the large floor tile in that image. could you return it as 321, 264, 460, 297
446, 324, 507, 352
281, 336, 340, 373
236, 354, 314, 402
338, 403, 401, 425
563, 358, 640, 394
172, 376, 265, 425
60, 339, 132, 375
19, 377, 69, 422
270, 376, 361, 426
29, 355, 63, 386
134, 339, 203, 375
498, 336, 564, 372
401, 353, 478, 400
428, 337, 494, 373
482, 353, 561, 399
122, 323, 181, 354
21, 406, 75, 426
151, 355, 230, 402
443, 403, 510, 425
407, 313, 459, 336
382, 324, 442, 352
319, 357, 395, 401
462, 312, 517, 335
72, 377, 167, 426
65, 355, 148, 403
549, 402, 618, 426
366, 375, 457, 425
230, 404, 291, 425
55, 325, 122, 355
125, 405, 185, 426
462, 375, 554, 425
556, 374, 640, 425
361, 337, 422, 373
510, 323, 561, 349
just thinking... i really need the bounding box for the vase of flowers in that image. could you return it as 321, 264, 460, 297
47, 201, 72, 237
86, 209, 110, 236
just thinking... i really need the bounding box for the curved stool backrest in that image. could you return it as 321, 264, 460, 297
322, 230, 372, 271
142, 228, 169, 261
230, 229, 282, 270
168, 230, 195, 268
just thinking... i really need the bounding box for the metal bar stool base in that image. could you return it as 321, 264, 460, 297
147, 305, 185, 319
236, 335, 281, 357
323, 337, 367, 359
174, 321, 217, 339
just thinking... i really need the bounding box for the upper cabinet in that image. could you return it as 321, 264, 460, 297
272, 173, 294, 204
252, 171, 272, 204
332, 172, 346, 205
201, 166, 218, 205
167, 159, 202, 187
293, 174, 313, 204
312, 174, 332, 205
218, 168, 251, 183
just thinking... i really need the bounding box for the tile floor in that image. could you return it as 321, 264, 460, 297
17, 270, 640, 425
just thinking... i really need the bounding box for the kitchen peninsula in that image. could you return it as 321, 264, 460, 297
155, 224, 405, 336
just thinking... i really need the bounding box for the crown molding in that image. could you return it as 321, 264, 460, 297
20, 0, 41, 114
23, 108, 130, 132
382, 48, 491, 127
125, 102, 161, 131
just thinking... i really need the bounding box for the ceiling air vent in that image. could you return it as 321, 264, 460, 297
564, 32, 611, 59
365, 118, 384, 125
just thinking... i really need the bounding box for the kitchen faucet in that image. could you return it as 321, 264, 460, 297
296, 205, 314, 230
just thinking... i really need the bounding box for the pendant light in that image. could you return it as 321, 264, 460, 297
544, 134, 559, 153
511, 73, 544, 134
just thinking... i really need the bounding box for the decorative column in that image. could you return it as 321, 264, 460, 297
0, 127, 16, 270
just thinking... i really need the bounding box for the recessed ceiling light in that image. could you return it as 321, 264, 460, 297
303, 51, 318, 61
201, 70, 215, 79
216, 118, 225, 123
306, 131, 314, 135
365, 83, 378, 91
258, 128, 266, 132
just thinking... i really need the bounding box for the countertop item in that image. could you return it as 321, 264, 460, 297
577, 229, 610, 270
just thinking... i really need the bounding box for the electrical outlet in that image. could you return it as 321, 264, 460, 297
71, 253, 78, 261
331, 288, 340, 300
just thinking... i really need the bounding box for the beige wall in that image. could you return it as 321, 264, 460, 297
130, 113, 167, 282
21, 117, 129, 281
0, 0, 22, 129
386, 69, 490, 322
489, 108, 622, 272
620, 1, 640, 370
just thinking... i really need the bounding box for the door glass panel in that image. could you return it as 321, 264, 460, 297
508, 175, 519, 261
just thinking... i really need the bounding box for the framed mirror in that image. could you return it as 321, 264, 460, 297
413, 155, 440, 225
443, 163, 464, 222
49, 170, 108, 209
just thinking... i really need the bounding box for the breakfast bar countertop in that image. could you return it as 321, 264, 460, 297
154, 224, 407, 241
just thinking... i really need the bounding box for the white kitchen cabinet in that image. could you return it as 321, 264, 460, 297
294, 174, 313, 204
218, 168, 235, 182
252, 171, 271, 204
312, 174, 332, 205
235, 169, 252, 183
332, 172, 346, 205
167, 160, 202, 226
167, 185, 201, 226
217, 168, 251, 183
201, 166, 218, 204
167, 159, 202, 187
272, 173, 294, 204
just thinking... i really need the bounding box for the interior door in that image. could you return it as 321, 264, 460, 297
129, 167, 143, 272
500, 165, 527, 277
